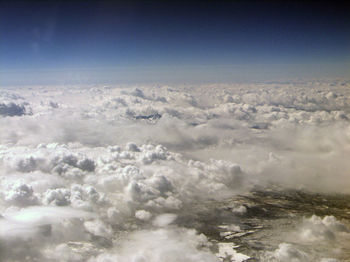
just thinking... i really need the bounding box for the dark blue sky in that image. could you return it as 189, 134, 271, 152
1, 1, 349, 85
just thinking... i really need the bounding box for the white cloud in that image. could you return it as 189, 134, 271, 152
135, 210, 152, 221
266, 243, 308, 262
88, 227, 218, 262
0, 102, 31, 117
298, 215, 349, 242
0, 80, 350, 261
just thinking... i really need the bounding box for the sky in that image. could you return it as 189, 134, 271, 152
0, 0, 349, 85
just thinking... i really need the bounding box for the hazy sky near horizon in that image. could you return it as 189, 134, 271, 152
1, 1, 349, 85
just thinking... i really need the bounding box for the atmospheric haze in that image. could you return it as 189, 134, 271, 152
1, 79, 350, 261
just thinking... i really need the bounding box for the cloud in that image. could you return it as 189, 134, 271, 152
0, 102, 31, 117
298, 215, 349, 242
261, 215, 349, 261
0, 80, 350, 260
265, 243, 308, 262
88, 227, 218, 262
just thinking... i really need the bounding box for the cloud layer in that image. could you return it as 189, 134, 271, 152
1, 79, 350, 261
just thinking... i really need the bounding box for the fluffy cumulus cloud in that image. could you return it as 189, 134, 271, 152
0, 102, 31, 116
0, 79, 350, 261
0, 141, 250, 261
298, 215, 349, 242
0, 91, 32, 117
264, 243, 309, 262
261, 215, 350, 262
88, 227, 218, 262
